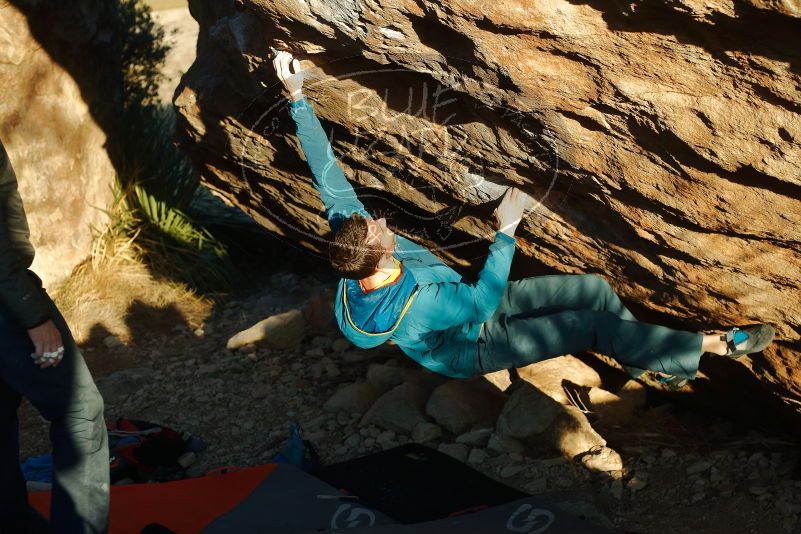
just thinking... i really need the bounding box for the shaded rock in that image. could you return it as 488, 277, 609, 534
425, 379, 507, 434
360, 383, 429, 433
777, 500, 801, 517
376, 429, 396, 445
467, 449, 487, 464
401, 368, 448, 394
686, 459, 715, 475
323, 382, 383, 414
343, 433, 361, 448
227, 309, 306, 350
609, 480, 624, 500
331, 338, 351, 353
455, 428, 493, 448
95, 367, 153, 405
488, 433, 525, 454
411, 421, 443, 443
342, 350, 370, 364
616, 379, 647, 410
500, 465, 524, 478
103, 335, 124, 349
626, 473, 648, 492
366, 363, 405, 393
526, 478, 547, 494
497, 383, 606, 459
438, 443, 469, 463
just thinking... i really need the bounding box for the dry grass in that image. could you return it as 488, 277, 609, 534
52, 254, 212, 345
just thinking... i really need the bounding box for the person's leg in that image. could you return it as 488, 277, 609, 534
0, 294, 109, 534
477, 309, 703, 379
491, 274, 648, 377
496, 274, 637, 321
0, 379, 27, 530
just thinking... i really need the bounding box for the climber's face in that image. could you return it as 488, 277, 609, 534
365, 217, 396, 256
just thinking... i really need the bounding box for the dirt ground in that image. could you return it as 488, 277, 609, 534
18, 251, 801, 533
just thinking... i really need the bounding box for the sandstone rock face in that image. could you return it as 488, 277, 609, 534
175, 0, 801, 417
0, 3, 114, 286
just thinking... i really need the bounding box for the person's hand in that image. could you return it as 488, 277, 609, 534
494, 187, 535, 237
28, 320, 64, 368
272, 50, 304, 102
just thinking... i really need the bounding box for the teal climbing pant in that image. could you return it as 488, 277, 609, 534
476, 274, 704, 380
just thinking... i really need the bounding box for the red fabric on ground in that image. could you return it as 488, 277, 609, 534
28, 465, 277, 533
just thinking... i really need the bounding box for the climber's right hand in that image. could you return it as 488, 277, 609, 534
272, 50, 304, 102
495, 187, 534, 237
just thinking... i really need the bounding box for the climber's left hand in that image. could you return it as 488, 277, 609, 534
272, 50, 304, 102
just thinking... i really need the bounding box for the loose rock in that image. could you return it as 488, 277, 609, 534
438, 443, 469, 463
425, 379, 507, 435
360, 383, 429, 433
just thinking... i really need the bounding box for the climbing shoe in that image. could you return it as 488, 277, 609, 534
721, 324, 775, 359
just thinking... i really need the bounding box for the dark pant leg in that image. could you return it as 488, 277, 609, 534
0, 291, 109, 534
488, 274, 648, 377
0, 380, 27, 528
496, 274, 637, 320
478, 308, 703, 379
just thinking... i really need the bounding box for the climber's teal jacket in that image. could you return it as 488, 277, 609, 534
289, 97, 516, 377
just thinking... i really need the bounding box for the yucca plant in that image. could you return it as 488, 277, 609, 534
94, 181, 235, 291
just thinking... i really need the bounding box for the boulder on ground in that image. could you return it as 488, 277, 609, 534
482, 370, 514, 392
497, 383, 608, 459
411, 421, 443, 443
577, 446, 624, 476
366, 363, 405, 393
226, 309, 306, 350
516, 356, 603, 405
426, 379, 508, 435
323, 382, 383, 414
360, 382, 429, 433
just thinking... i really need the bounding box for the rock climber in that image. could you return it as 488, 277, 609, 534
271, 50, 774, 390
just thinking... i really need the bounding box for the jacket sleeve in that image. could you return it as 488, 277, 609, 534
410, 231, 516, 330
0, 144, 51, 329
288, 97, 370, 232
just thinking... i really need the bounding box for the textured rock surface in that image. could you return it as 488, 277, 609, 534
174, 0, 801, 417
425, 378, 507, 434
497, 382, 607, 458
0, 2, 114, 286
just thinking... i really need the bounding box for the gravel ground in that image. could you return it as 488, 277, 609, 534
19, 270, 801, 533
